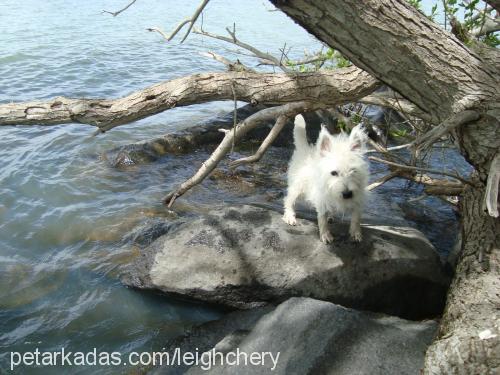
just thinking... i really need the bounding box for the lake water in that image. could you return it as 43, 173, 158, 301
0, 1, 469, 374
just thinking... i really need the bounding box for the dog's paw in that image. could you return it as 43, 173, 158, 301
320, 230, 334, 244
349, 229, 362, 242
282, 212, 297, 226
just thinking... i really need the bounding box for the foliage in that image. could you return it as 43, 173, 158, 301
286, 47, 352, 72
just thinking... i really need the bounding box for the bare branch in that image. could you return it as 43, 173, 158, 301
413, 110, 480, 151
163, 102, 324, 207
192, 27, 290, 72
147, 0, 210, 43
366, 143, 411, 154
368, 156, 472, 185
199, 52, 254, 72
103, 0, 137, 17
366, 172, 398, 191
471, 16, 500, 36
229, 115, 288, 168
483, 152, 500, 217
367, 170, 464, 195
359, 92, 433, 122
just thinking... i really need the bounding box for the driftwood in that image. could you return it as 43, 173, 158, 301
0, 68, 379, 133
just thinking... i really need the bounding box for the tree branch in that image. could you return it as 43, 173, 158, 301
199, 52, 254, 72
471, 15, 500, 36
163, 102, 323, 206
192, 27, 290, 72
359, 92, 433, 122
413, 110, 480, 151
0, 68, 379, 132
147, 0, 209, 43
229, 115, 288, 168
103, 0, 137, 17
271, 0, 499, 121
366, 172, 398, 191
368, 156, 472, 185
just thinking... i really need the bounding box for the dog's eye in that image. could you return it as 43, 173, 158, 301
331, 171, 338, 176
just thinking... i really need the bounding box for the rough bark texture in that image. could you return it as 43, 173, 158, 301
425, 182, 500, 374
0, 68, 378, 132
271, 0, 500, 373
271, 0, 500, 122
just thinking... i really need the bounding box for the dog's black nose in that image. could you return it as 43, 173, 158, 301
342, 190, 353, 199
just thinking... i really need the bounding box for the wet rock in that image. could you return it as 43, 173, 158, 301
123, 205, 450, 319
151, 297, 437, 375
124, 217, 178, 248
104, 104, 295, 168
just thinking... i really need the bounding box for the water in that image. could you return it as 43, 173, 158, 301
0, 1, 470, 374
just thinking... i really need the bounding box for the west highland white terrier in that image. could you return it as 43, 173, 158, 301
283, 114, 369, 243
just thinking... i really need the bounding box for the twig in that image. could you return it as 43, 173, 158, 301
413, 110, 479, 151
193, 27, 291, 72
366, 172, 398, 191
198, 51, 254, 72
147, 0, 210, 43
163, 101, 322, 207
368, 156, 472, 185
229, 115, 288, 168
365, 143, 411, 153
103, 0, 137, 17
359, 92, 431, 121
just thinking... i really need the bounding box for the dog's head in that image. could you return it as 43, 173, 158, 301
316, 123, 369, 205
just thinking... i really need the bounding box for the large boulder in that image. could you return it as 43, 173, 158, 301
123, 205, 449, 319
150, 297, 438, 374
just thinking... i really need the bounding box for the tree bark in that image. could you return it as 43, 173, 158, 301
271, 0, 500, 372
0, 68, 378, 132
271, 0, 499, 122
425, 181, 500, 374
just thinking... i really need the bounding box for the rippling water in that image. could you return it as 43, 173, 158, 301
0, 1, 322, 373
0, 1, 469, 373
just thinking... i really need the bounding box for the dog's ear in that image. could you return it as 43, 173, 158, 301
349, 123, 368, 152
317, 125, 332, 156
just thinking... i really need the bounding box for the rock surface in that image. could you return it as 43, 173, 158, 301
151, 297, 438, 374
123, 205, 449, 319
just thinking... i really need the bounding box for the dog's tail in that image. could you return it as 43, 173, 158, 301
293, 114, 309, 151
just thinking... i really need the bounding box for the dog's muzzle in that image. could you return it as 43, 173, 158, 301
342, 190, 353, 199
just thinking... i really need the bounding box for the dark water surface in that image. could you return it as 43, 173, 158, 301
0, 1, 470, 373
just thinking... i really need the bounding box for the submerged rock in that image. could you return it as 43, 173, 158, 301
103, 104, 296, 168
123, 205, 449, 319
151, 297, 437, 375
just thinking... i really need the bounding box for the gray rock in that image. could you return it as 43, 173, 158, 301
123, 205, 449, 319
152, 297, 437, 375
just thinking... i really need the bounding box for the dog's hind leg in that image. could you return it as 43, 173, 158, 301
283, 185, 301, 226
318, 210, 334, 244
349, 208, 362, 242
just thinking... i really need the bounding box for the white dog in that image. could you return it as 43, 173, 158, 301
283, 114, 369, 243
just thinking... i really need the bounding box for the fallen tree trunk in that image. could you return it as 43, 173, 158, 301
271, 0, 499, 122
271, 0, 500, 373
0, 68, 379, 132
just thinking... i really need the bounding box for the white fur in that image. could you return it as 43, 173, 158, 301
283, 114, 369, 243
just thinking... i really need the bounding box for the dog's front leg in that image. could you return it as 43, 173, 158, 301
349, 208, 362, 242
283, 185, 301, 226
318, 210, 334, 244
